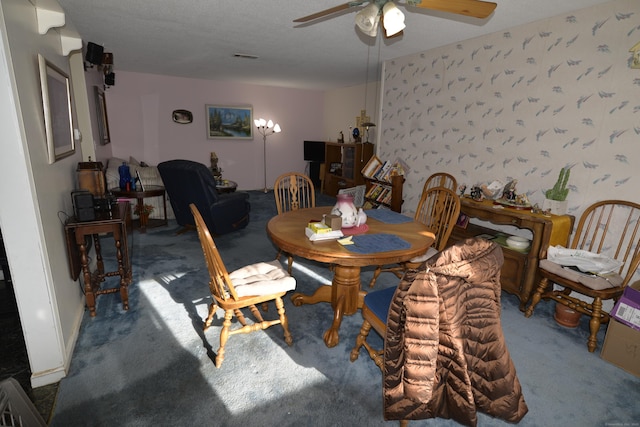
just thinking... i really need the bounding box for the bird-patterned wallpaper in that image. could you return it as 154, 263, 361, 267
379, 0, 640, 220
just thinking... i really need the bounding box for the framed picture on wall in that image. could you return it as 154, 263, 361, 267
38, 54, 75, 163
206, 105, 253, 140
94, 86, 111, 145
172, 109, 193, 124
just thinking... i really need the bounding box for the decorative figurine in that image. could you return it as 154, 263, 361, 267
502, 180, 518, 201
516, 193, 530, 206
210, 152, 222, 179
352, 127, 361, 143
470, 186, 483, 201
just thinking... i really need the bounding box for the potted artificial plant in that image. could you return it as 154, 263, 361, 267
134, 203, 154, 228
542, 167, 570, 215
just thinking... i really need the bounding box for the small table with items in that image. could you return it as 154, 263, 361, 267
215, 179, 238, 194
111, 185, 168, 233
64, 202, 133, 317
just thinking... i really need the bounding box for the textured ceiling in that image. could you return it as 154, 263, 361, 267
56, 0, 614, 90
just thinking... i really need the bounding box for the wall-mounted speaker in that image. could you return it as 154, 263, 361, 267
104, 72, 115, 86
85, 42, 104, 65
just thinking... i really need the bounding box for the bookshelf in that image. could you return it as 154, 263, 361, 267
361, 155, 405, 212
363, 174, 404, 212
322, 142, 374, 197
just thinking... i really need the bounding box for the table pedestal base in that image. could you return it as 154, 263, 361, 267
291, 265, 366, 348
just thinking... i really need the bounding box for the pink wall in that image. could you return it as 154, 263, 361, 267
102, 71, 325, 190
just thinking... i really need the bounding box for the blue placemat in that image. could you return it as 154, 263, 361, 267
365, 209, 412, 224
345, 233, 411, 254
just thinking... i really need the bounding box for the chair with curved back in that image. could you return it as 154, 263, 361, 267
190, 204, 296, 367
273, 172, 316, 274
525, 199, 640, 352
423, 172, 457, 193
368, 186, 461, 287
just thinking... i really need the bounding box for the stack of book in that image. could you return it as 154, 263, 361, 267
361, 155, 409, 182
364, 185, 393, 205
305, 222, 344, 242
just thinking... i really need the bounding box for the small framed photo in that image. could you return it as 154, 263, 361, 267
456, 213, 469, 229
329, 162, 342, 174
206, 105, 252, 139
38, 54, 75, 163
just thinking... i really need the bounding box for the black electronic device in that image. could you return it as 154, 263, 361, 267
85, 42, 104, 65
93, 197, 112, 213
104, 72, 115, 86
72, 190, 95, 222
303, 141, 325, 162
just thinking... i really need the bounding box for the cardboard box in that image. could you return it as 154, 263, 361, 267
601, 319, 640, 378
611, 281, 640, 331
323, 214, 342, 230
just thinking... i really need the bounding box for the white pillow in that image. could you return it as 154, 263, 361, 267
229, 260, 296, 297
107, 157, 128, 168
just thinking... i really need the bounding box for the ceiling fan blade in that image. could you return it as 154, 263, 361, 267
413, 0, 497, 19
293, 3, 355, 23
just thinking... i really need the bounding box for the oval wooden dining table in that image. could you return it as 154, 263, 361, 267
267, 206, 435, 348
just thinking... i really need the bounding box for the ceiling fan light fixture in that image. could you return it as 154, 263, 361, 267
355, 3, 381, 37
382, 2, 405, 37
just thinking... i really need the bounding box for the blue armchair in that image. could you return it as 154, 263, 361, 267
158, 159, 250, 235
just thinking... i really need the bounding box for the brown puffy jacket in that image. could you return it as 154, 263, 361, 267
383, 238, 528, 426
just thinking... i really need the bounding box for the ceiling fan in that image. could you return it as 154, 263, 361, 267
294, 0, 497, 38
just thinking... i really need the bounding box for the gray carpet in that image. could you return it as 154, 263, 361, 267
50, 191, 640, 426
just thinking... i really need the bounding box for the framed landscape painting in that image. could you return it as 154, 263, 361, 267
206, 105, 252, 139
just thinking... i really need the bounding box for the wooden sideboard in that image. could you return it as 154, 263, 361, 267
448, 197, 574, 311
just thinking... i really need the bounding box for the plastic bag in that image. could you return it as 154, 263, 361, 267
546, 246, 623, 275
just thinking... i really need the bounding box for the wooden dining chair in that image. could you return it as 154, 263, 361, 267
423, 172, 457, 192
273, 172, 316, 274
190, 204, 296, 367
368, 186, 460, 287
525, 200, 640, 352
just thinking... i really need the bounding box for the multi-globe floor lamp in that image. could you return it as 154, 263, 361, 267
254, 118, 281, 193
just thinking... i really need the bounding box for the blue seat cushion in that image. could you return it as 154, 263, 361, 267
364, 286, 397, 321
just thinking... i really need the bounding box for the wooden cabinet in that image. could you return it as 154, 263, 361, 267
322, 142, 373, 197
363, 174, 404, 212
447, 197, 574, 311
77, 161, 106, 198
